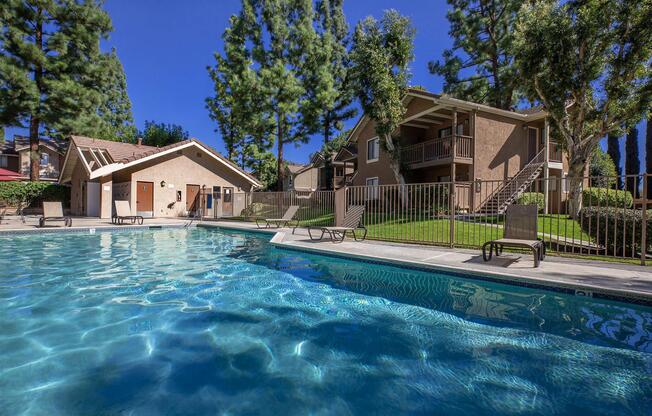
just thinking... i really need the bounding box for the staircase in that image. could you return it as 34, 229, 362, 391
478, 148, 546, 214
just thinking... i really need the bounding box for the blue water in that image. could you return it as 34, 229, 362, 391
0, 228, 651, 415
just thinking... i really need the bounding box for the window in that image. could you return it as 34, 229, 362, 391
367, 138, 379, 162
212, 186, 221, 200
0, 155, 7, 168
366, 177, 379, 200
40, 152, 49, 166
438, 123, 464, 138
335, 167, 344, 177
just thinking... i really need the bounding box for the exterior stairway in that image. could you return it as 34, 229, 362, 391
478, 148, 546, 214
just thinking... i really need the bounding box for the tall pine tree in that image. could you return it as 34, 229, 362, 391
0, 0, 128, 180
625, 127, 640, 198
303, 0, 356, 146
607, 134, 622, 189
429, 0, 522, 109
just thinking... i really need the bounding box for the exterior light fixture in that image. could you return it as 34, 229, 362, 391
160, 180, 166, 188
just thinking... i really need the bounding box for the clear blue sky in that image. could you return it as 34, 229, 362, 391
7, 0, 647, 169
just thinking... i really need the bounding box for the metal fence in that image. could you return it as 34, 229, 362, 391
224, 173, 651, 264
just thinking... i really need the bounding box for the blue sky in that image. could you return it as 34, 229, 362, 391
100, 0, 450, 164
6, 0, 647, 169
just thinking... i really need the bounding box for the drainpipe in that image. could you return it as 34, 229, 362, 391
543, 118, 550, 215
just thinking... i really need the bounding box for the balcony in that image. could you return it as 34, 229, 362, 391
401, 135, 473, 169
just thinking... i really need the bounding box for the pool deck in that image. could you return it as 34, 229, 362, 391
201, 220, 652, 304
0, 215, 192, 233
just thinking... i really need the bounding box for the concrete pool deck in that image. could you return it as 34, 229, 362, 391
0, 215, 193, 233
200, 220, 652, 304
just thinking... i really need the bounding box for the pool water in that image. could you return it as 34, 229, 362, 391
0, 227, 651, 415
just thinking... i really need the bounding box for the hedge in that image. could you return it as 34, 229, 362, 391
516, 192, 544, 212
582, 187, 633, 208
0, 182, 70, 208
579, 206, 652, 256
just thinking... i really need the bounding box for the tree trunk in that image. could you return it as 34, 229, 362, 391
567, 154, 588, 219
646, 116, 652, 197
30, 9, 44, 182
383, 134, 407, 206
276, 117, 284, 191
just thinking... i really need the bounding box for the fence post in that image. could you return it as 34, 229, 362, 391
335, 186, 346, 227
641, 174, 647, 266
449, 182, 455, 247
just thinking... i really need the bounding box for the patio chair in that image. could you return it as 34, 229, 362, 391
39, 202, 72, 227
482, 204, 545, 267
112, 200, 144, 225
308, 205, 367, 243
255, 205, 300, 233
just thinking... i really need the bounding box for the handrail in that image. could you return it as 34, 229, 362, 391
477, 147, 546, 211
401, 135, 473, 164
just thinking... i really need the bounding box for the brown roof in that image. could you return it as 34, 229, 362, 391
6, 135, 67, 154
69, 135, 261, 186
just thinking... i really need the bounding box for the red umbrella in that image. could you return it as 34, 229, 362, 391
0, 168, 26, 181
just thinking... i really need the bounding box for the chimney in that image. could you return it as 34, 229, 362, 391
136, 137, 143, 146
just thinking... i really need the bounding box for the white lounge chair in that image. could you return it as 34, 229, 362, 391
256, 205, 300, 233
39, 202, 71, 227
308, 205, 367, 243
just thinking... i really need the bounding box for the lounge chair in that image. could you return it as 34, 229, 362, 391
482, 204, 545, 267
256, 205, 300, 233
308, 205, 367, 243
112, 200, 144, 225
39, 202, 72, 227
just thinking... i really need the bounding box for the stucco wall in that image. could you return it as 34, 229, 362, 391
293, 167, 318, 190
123, 147, 255, 217
351, 119, 398, 186
69, 162, 87, 216
19, 146, 62, 179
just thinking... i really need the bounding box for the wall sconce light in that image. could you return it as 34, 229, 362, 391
160, 180, 166, 188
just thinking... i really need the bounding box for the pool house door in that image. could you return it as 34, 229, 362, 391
186, 184, 200, 216
136, 181, 154, 218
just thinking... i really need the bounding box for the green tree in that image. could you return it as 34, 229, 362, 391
243, 143, 277, 190
429, 0, 522, 110
625, 127, 640, 197
607, 133, 622, 189
350, 9, 415, 186
303, 0, 356, 146
140, 121, 188, 147
590, 147, 617, 187
93, 50, 137, 142
0, 0, 114, 180
513, 0, 652, 217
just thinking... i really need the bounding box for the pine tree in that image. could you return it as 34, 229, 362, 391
625, 127, 640, 198
350, 10, 415, 186
303, 0, 356, 145
429, 0, 522, 109
0, 0, 117, 180
607, 134, 622, 189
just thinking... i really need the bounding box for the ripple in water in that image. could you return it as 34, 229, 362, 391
0, 227, 651, 415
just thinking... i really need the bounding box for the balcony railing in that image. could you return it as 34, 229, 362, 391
549, 142, 563, 162
401, 135, 473, 166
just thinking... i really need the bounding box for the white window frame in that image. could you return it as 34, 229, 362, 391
40, 152, 49, 166
366, 137, 379, 163
366, 177, 379, 200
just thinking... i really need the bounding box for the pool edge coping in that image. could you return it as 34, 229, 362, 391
200, 223, 652, 306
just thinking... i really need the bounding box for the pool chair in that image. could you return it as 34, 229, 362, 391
112, 200, 144, 225
482, 204, 545, 267
256, 205, 300, 233
39, 202, 72, 228
308, 205, 367, 243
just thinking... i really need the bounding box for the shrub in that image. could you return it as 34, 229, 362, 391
579, 206, 652, 256
582, 187, 633, 208
0, 182, 70, 210
516, 192, 544, 212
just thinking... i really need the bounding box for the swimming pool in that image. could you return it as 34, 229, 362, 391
0, 227, 650, 415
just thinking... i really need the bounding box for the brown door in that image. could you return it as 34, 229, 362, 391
186, 184, 200, 213
136, 181, 153, 216
222, 187, 233, 216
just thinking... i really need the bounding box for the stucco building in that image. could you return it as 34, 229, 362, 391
0, 135, 66, 181
58, 136, 260, 218
336, 88, 570, 213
